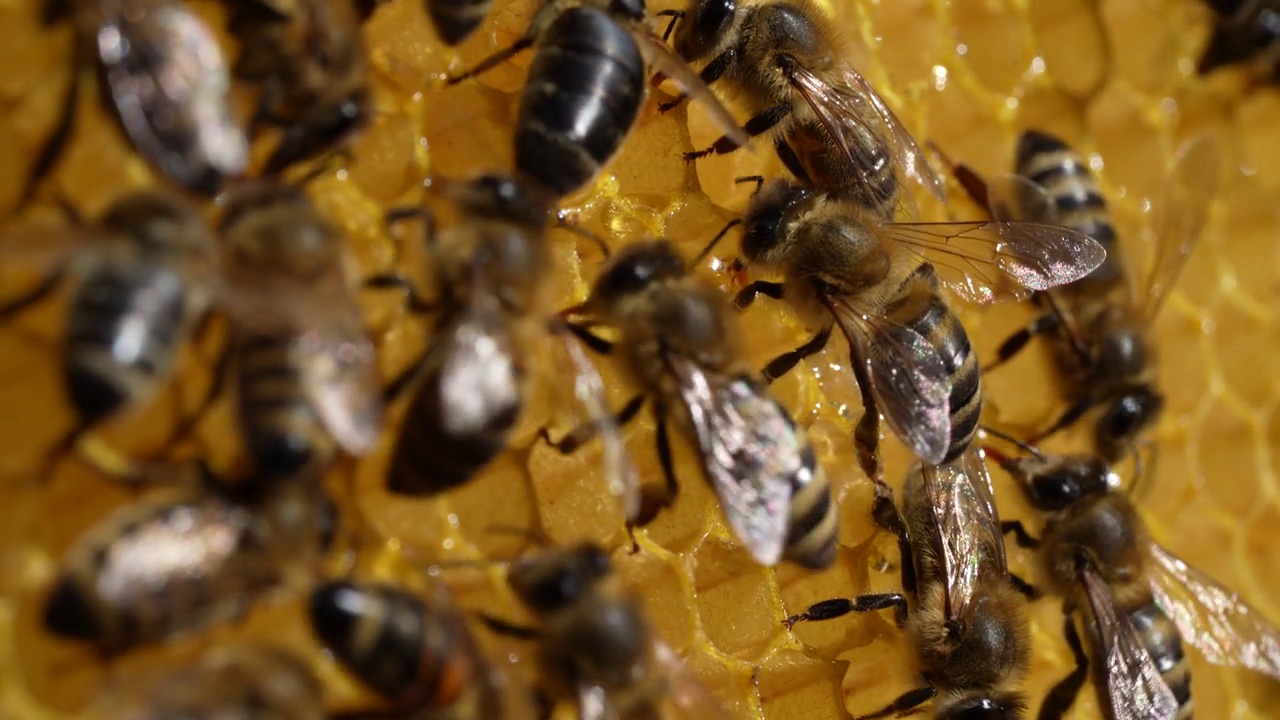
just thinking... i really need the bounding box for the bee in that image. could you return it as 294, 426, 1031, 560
546, 239, 835, 568
1198, 0, 1280, 80
659, 0, 944, 217
81, 644, 325, 719
308, 580, 518, 719
226, 0, 371, 174
481, 542, 730, 719
213, 181, 384, 480
785, 449, 1031, 719
973, 132, 1219, 462
724, 177, 1105, 477
41, 469, 334, 654
984, 432, 1280, 720
19, 0, 248, 205
367, 173, 554, 496
444, 0, 748, 197
0, 191, 217, 459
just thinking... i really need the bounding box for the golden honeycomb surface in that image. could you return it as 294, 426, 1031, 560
0, 0, 1278, 718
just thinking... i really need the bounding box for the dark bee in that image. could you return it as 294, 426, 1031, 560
309, 580, 512, 719
368, 173, 554, 496
424, 0, 491, 45
482, 542, 730, 719
20, 0, 247, 204
975, 131, 1219, 462
226, 0, 371, 174
1198, 0, 1280, 80
661, 0, 943, 217
82, 644, 324, 719
0, 191, 216, 454
725, 178, 1104, 477
986, 433, 1280, 720
785, 450, 1031, 719
42, 471, 334, 654
445, 0, 747, 197
548, 240, 835, 568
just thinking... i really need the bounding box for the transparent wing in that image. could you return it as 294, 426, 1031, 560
788, 60, 945, 204
291, 323, 384, 456
1079, 567, 1181, 720
1138, 133, 1221, 326
434, 301, 523, 441
576, 682, 619, 720
668, 356, 794, 566
984, 173, 1062, 225
636, 33, 751, 150
653, 640, 733, 720
921, 447, 1007, 621
827, 295, 951, 465
1147, 542, 1280, 678
214, 255, 361, 338
882, 219, 1106, 304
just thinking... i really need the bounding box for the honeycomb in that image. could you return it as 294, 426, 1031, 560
0, 0, 1278, 718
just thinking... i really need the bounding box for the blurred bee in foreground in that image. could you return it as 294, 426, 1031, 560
968, 131, 1219, 462
480, 542, 730, 720
985, 431, 1280, 720
0, 191, 217, 470
546, 239, 836, 568
445, 0, 749, 197
42, 468, 334, 654
785, 449, 1032, 720
718, 177, 1105, 477
81, 644, 324, 719
366, 173, 555, 496
1198, 0, 1280, 80
21, 0, 247, 205
309, 579, 528, 719
659, 0, 943, 217
225, 0, 372, 174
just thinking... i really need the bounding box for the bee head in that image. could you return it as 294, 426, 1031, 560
757, 3, 823, 62
607, 0, 646, 23
1095, 386, 1163, 462
1004, 453, 1112, 512
672, 0, 738, 61
740, 180, 812, 263
507, 543, 612, 615
590, 240, 686, 308
937, 694, 1026, 720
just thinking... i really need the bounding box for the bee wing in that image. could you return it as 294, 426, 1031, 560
983, 173, 1062, 225
827, 295, 951, 466
667, 356, 793, 566
291, 322, 384, 456
576, 683, 621, 720
636, 33, 751, 150
1079, 566, 1181, 720
1137, 133, 1221, 327
652, 640, 733, 720
788, 60, 945, 205
98, 1, 248, 191
921, 447, 1007, 621
1146, 542, 1280, 678
881, 219, 1107, 304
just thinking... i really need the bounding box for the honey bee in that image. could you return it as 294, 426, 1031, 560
226, 0, 371, 174
214, 181, 384, 479
368, 173, 555, 496
984, 432, 1280, 720
724, 177, 1105, 477
481, 542, 731, 720
42, 470, 334, 654
547, 239, 836, 568
1198, 0, 1280, 80
0, 191, 217, 462
974, 132, 1220, 462
20, 0, 248, 204
309, 580, 521, 719
445, 0, 748, 197
81, 644, 325, 719
784, 449, 1031, 719
660, 0, 944, 217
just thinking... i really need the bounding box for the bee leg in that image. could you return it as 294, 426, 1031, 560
761, 324, 832, 383
1037, 610, 1089, 720
855, 686, 937, 720
16, 53, 80, 211
363, 274, 434, 314
563, 322, 614, 355
871, 480, 916, 598
653, 414, 679, 508
683, 102, 791, 161
1030, 395, 1097, 443
850, 359, 881, 481
383, 205, 438, 264
1008, 573, 1039, 600
782, 592, 910, 630
446, 35, 536, 85
475, 613, 542, 640
982, 311, 1061, 372
773, 137, 814, 185
658, 44, 734, 113
1001, 520, 1041, 548
732, 280, 785, 310
0, 271, 64, 320
538, 394, 646, 454
655, 9, 684, 42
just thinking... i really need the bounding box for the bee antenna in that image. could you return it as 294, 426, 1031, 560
694, 218, 742, 265
291, 148, 354, 189
1126, 441, 1158, 499
978, 426, 1045, 460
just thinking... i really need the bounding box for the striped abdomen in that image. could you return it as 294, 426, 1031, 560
885, 263, 981, 462
783, 431, 836, 569
65, 259, 189, 424
1016, 129, 1122, 288
1129, 601, 1194, 719
424, 0, 491, 45
515, 8, 645, 196
236, 332, 331, 477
